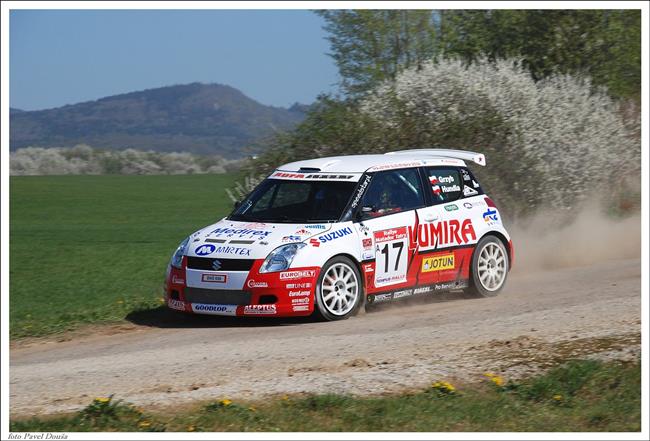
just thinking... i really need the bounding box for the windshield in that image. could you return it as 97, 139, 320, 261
229, 179, 358, 223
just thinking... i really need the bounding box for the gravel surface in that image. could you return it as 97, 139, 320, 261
10, 258, 641, 417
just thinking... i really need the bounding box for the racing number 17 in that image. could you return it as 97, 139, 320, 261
379, 242, 404, 272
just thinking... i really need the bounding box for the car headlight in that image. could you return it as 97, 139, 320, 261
170, 236, 190, 269
259, 243, 306, 273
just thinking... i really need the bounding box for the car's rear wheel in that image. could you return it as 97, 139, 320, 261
467, 235, 509, 297
314, 256, 363, 321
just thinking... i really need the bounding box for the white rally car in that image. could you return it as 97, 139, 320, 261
165, 149, 514, 320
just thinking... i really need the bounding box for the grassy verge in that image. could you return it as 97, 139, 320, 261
10, 174, 237, 338
10, 359, 641, 432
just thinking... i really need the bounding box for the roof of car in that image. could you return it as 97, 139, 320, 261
276, 149, 486, 174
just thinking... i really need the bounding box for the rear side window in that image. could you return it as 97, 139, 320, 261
426, 167, 462, 204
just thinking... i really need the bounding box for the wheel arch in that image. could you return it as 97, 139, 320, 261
478, 231, 512, 270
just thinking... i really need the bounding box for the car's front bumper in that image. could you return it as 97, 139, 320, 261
164, 258, 320, 317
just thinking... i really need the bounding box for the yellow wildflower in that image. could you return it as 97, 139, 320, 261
187, 425, 195, 432
248, 406, 256, 412
483, 373, 505, 387
138, 420, 151, 428
281, 395, 289, 401
553, 394, 563, 401
431, 381, 456, 394
220, 399, 233, 407
94, 397, 110, 404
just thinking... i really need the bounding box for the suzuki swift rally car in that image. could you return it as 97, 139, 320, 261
165, 149, 514, 320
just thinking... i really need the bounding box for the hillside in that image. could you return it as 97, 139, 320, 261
9, 83, 306, 158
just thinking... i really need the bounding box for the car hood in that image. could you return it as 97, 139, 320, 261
186, 219, 334, 260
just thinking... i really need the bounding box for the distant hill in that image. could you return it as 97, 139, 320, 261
10, 83, 306, 158
10, 108, 24, 114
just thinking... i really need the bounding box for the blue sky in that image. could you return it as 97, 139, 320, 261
10, 10, 339, 111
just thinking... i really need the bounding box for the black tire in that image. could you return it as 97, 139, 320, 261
313, 256, 363, 321
467, 235, 509, 298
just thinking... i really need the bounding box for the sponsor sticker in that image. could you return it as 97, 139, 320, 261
282, 235, 302, 242
463, 202, 473, 209
293, 305, 310, 312
280, 270, 316, 280
195, 244, 216, 256
422, 254, 455, 272
168, 299, 185, 311
413, 286, 433, 295
244, 305, 277, 315
463, 186, 479, 197
171, 275, 185, 285
202, 274, 227, 283
305, 224, 327, 230
363, 264, 374, 273
309, 238, 320, 247
209, 227, 272, 239
362, 238, 373, 249
350, 175, 372, 208
441, 184, 461, 193
288, 290, 311, 296
315, 227, 353, 245
286, 282, 311, 289
373, 293, 393, 303
362, 250, 375, 260
483, 208, 499, 223
291, 297, 310, 304
374, 226, 408, 243
393, 289, 413, 299
410, 219, 477, 249
214, 245, 251, 256
444, 204, 458, 211
247, 280, 269, 288
191, 303, 237, 315
368, 161, 422, 172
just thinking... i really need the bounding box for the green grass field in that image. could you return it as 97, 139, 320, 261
10, 359, 641, 432
10, 174, 238, 338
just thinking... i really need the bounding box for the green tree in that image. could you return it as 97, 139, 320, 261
316, 10, 437, 96
438, 10, 641, 99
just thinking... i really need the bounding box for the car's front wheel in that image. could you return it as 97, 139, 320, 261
314, 256, 363, 321
467, 235, 509, 297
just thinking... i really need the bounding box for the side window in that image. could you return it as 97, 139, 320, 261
426, 167, 462, 204
361, 168, 425, 218
459, 167, 484, 198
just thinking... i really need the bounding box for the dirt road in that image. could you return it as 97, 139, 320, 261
10, 258, 641, 417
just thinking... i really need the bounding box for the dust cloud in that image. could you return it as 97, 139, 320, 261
509, 204, 640, 272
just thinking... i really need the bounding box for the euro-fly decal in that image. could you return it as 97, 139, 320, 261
312, 227, 353, 245
409, 219, 477, 250
195, 244, 216, 255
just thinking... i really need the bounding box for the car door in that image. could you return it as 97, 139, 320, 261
353, 167, 426, 296
416, 166, 477, 287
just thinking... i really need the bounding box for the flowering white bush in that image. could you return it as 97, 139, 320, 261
10, 145, 242, 176
362, 59, 640, 213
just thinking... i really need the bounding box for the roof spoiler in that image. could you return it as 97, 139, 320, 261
385, 148, 486, 166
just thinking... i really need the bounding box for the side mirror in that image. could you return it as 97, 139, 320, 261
234, 200, 242, 209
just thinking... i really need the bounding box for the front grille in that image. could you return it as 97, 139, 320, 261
184, 287, 252, 305
186, 257, 254, 271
